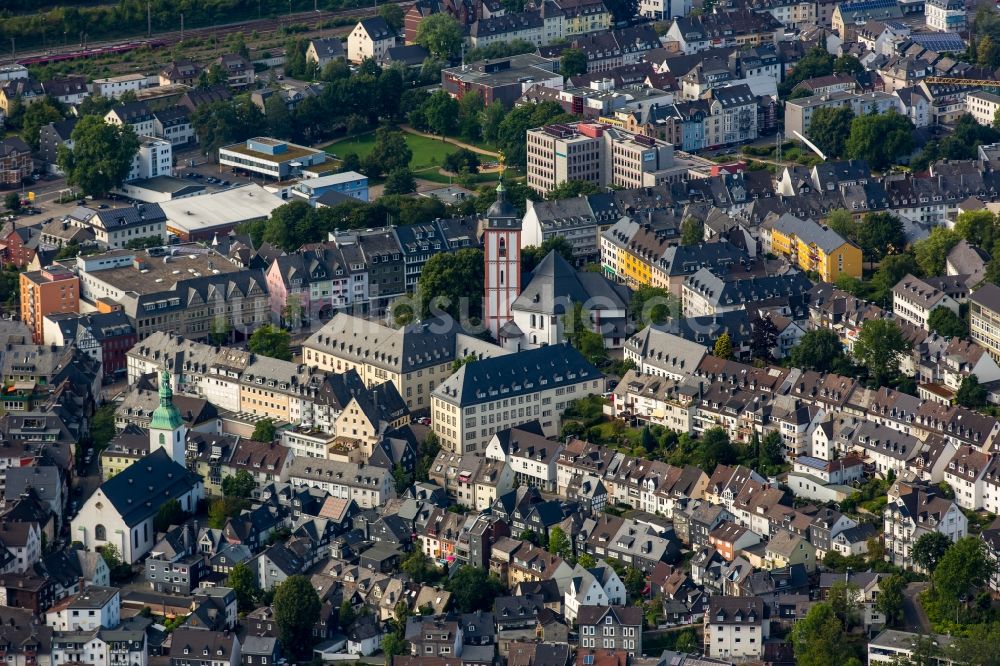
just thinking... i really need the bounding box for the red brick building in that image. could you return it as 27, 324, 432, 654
0, 137, 32, 187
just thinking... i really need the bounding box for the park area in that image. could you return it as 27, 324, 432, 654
326, 132, 466, 170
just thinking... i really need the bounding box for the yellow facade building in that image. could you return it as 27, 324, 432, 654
764, 213, 862, 282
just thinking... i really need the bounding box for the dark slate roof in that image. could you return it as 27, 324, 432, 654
435, 344, 603, 406
98, 448, 202, 527
91, 203, 166, 230
359, 17, 396, 40
514, 250, 629, 315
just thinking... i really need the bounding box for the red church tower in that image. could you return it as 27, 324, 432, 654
483, 158, 521, 341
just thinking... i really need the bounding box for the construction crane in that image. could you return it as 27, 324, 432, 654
923, 76, 1000, 87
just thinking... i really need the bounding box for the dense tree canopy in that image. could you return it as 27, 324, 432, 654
416, 249, 485, 322
58, 116, 140, 196
845, 111, 914, 171
790, 329, 848, 374
248, 325, 292, 361
853, 319, 910, 386
273, 575, 322, 659
807, 106, 854, 159
416, 13, 463, 60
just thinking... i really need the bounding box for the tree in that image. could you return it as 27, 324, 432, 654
21, 100, 63, 150
713, 333, 734, 360
443, 148, 480, 175
248, 325, 292, 361
845, 111, 914, 171
402, 550, 441, 584
807, 106, 854, 159
957, 374, 987, 409
790, 329, 846, 373
264, 94, 293, 139
758, 431, 784, 474
546, 179, 600, 200
914, 226, 961, 276
416, 13, 463, 60
416, 248, 484, 321
927, 306, 967, 338
856, 212, 906, 263
208, 496, 248, 529
790, 603, 857, 666
457, 91, 485, 142
750, 314, 779, 363
480, 101, 506, 143
911, 532, 951, 571
58, 115, 140, 196
951, 622, 1000, 665
680, 217, 704, 245
674, 628, 698, 653
563, 301, 608, 367
778, 46, 834, 97
698, 428, 737, 472
833, 54, 864, 76
981, 34, 1000, 68
377, 3, 405, 31
4, 193, 20, 211
870, 252, 920, 304
364, 127, 413, 177
384, 168, 416, 195
632, 285, 672, 327
446, 566, 503, 612
874, 573, 905, 627
560, 48, 588, 77
101, 543, 122, 571
853, 319, 911, 386
932, 536, 992, 608
252, 418, 277, 443
496, 101, 569, 165
273, 575, 322, 659
222, 469, 256, 498
826, 209, 857, 241
954, 209, 997, 248
521, 236, 575, 272
154, 498, 183, 533
381, 634, 405, 664
422, 90, 460, 136
548, 526, 571, 559
827, 581, 861, 629
624, 566, 645, 600
228, 562, 260, 612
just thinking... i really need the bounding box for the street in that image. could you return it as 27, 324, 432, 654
901, 582, 931, 633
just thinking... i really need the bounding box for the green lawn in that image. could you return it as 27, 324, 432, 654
326, 133, 466, 170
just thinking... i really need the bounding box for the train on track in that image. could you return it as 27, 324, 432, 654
17, 39, 168, 67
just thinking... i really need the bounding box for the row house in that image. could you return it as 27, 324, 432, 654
883, 482, 967, 570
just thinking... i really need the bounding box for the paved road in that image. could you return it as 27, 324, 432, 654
901, 581, 931, 633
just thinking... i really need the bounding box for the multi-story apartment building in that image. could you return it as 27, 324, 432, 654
284, 457, 395, 509
73, 247, 269, 342
577, 606, 642, 655
883, 483, 967, 570
45, 586, 121, 632
703, 597, 768, 660
784, 91, 902, 138
169, 629, 240, 666
965, 90, 1000, 127
431, 344, 604, 454
925, 0, 965, 31
0, 137, 32, 186
91, 73, 147, 99
526, 122, 686, 194
347, 18, 397, 64
72, 204, 167, 249
970, 282, 1000, 362
126, 137, 172, 182
892, 274, 960, 331
20, 265, 79, 344
762, 213, 862, 282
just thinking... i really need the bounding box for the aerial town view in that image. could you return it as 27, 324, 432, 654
6, 0, 1000, 662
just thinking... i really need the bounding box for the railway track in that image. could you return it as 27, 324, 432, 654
13, 1, 414, 67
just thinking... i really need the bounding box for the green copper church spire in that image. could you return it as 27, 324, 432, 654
149, 367, 184, 431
